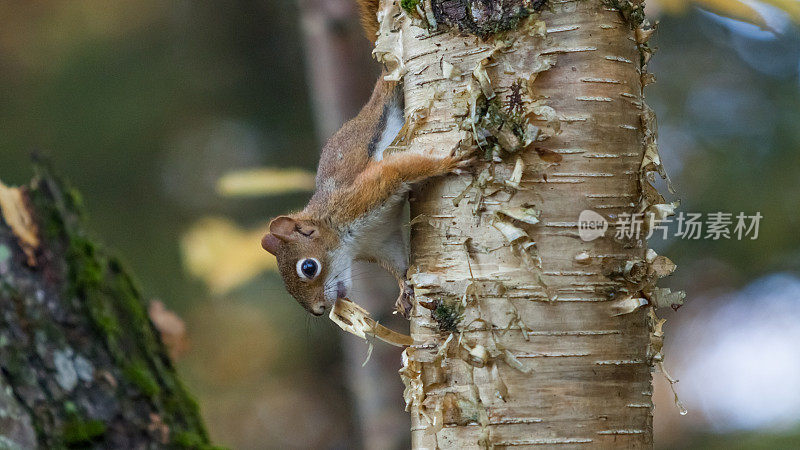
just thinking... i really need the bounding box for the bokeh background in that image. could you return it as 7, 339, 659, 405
2, 1, 799, 449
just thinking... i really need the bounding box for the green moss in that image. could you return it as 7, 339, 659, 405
67, 237, 103, 289
173, 431, 227, 450
64, 236, 124, 341
65, 188, 84, 212
62, 419, 106, 445
23, 162, 213, 446
164, 384, 202, 419
86, 292, 122, 339
63, 401, 78, 415
124, 361, 161, 397
472, 95, 527, 160
486, 97, 525, 134
431, 299, 463, 332
173, 430, 203, 447
108, 264, 149, 330
401, 0, 419, 14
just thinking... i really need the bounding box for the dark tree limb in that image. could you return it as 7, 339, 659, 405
430, 0, 548, 37
0, 165, 215, 449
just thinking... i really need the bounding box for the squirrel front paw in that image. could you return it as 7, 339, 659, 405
443, 153, 478, 176
394, 283, 414, 319
453, 157, 478, 175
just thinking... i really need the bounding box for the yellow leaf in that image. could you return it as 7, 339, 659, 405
180, 217, 276, 294
0, 179, 40, 266
759, 0, 800, 22
656, 0, 766, 25
704, 0, 770, 24
216, 167, 315, 197
652, 0, 800, 27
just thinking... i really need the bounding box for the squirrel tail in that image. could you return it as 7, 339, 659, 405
356, 0, 380, 43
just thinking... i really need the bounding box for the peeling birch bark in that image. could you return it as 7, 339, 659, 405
398, 0, 654, 447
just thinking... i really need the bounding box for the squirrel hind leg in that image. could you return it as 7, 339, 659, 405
395, 283, 414, 318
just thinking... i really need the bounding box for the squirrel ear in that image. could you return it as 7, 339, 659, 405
269, 216, 297, 241
296, 223, 318, 238
269, 216, 319, 241
261, 233, 282, 255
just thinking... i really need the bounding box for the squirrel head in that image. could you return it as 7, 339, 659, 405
261, 215, 343, 315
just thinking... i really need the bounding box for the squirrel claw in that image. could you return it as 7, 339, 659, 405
394, 283, 414, 319
450, 156, 478, 175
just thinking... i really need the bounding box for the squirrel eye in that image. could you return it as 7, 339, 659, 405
296, 258, 320, 280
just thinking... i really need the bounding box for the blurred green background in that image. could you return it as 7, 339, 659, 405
2, 1, 799, 449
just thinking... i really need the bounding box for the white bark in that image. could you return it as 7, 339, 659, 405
397, 1, 655, 447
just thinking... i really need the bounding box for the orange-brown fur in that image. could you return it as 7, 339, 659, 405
328, 152, 465, 222
304, 77, 402, 220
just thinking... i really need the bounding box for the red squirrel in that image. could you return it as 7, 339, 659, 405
261, 0, 471, 317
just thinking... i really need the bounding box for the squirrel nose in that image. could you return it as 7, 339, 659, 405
311, 304, 325, 316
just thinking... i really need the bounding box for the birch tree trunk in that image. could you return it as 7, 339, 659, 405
388, 0, 659, 447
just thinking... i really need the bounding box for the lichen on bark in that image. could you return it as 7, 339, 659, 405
0, 164, 216, 449
431, 0, 549, 37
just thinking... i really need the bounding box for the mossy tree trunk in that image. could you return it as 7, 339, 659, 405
0, 166, 212, 449
391, 0, 658, 448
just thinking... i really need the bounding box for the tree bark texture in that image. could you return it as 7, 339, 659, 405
0, 167, 212, 449
392, 0, 658, 448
